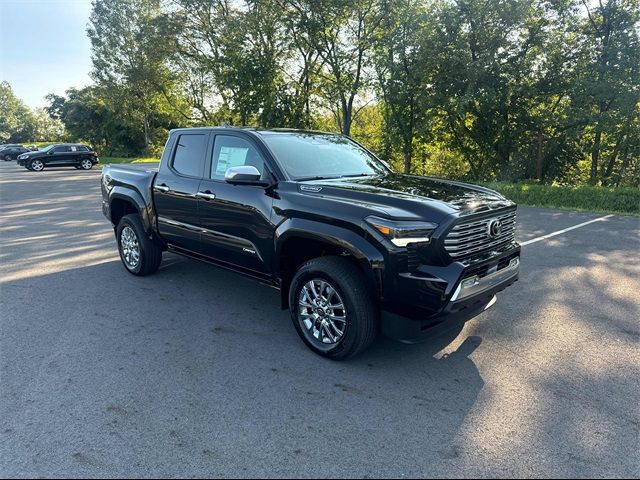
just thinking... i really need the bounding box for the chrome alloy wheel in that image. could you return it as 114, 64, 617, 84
31, 160, 44, 171
81, 159, 93, 169
298, 279, 347, 344
120, 226, 140, 269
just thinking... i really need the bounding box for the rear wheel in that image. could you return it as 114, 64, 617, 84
116, 214, 162, 276
80, 158, 93, 170
29, 159, 44, 171
289, 256, 378, 360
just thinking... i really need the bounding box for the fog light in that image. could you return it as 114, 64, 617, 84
460, 276, 480, 289
509, 257, 520, 268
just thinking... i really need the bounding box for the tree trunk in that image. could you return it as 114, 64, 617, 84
403, 150, 412, 174
614, 143, 631, 187
589, 129, 602, 185
602, 133, 625, 185
536, 131, 544, 182
143, 114, 151, 153
342, 99, 352, 136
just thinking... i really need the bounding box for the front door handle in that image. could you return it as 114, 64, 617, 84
196, 191, 216, 201
155, 184, 170, 193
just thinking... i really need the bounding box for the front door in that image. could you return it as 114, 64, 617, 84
154, 132, 209, 252
195, 133, 275, 274
47, 145, 72, 166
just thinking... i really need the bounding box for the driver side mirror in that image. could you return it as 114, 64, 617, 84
225, 166, 269, 186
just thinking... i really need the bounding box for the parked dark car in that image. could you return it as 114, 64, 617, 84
0, 145, 29, 161
17, 144, 99, 171
101, 127, 520, 359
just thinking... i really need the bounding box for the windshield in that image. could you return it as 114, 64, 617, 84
260, 132, 390, 180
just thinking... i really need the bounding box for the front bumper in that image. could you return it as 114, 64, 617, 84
381, 245, 520, 343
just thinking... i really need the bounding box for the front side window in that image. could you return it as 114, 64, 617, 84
259, 132, 389, 180
172, 134, 206, 177
210, 135, 265, 180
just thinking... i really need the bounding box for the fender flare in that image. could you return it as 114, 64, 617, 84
275, 218, 385, 302
109, 186, 155, 236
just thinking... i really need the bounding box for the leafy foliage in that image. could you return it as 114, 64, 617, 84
25, 0, 640, 188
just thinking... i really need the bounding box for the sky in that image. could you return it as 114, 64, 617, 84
0, 0, 93, 109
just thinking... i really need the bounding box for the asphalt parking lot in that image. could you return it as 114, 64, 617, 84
0, 161, 638, 478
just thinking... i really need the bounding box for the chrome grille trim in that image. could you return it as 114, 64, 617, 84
444, 209, 517, 260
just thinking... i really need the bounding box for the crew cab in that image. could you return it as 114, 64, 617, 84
101, 127, 520, 359
17, 144, 99, 171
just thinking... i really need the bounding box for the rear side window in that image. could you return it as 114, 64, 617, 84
172, 134, 206, 177
77, 146, 89, 152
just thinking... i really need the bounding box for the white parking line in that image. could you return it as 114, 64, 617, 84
520, 214, 615, 246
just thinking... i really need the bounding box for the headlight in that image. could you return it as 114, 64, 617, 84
18, 154, 27, 160
365, 216, 437, 247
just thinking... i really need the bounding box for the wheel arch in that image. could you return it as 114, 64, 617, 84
109, 188, 155, 236
275, 218, 385, 309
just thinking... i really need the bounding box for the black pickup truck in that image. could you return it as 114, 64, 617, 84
101, 127, 520, 359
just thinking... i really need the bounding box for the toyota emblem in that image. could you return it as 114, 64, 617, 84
488, 219, 502, 238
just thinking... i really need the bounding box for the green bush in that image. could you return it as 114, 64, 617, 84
484, 182, 640, 215
99, 156, 159, 164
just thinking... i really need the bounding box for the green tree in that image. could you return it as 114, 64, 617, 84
304, 0, 383, 135
0, 82, 35, 143
31, 108, 65, 142
374, 0, 429, 173
88, 0, 186, 152
574, 0, 640, 184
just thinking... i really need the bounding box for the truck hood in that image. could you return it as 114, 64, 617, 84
300, 174, 513, 220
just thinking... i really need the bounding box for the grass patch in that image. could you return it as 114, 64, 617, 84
484, 182, 640, 215
100, 156, 159, 164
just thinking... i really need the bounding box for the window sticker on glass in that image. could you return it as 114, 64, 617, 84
215, 146, 249, 175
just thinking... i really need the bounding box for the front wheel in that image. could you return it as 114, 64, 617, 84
29, 159, 44, 171
80, 158, 93, 170
289, 256, 378, 360
116, 214, 162, 276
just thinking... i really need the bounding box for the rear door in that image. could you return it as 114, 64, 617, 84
194, 133, 275, 274
153, 131, 209, 252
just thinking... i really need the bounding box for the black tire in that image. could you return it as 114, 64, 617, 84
116, 214, 162, 276
289, 256, 378, 360
28, 159, 44, 171
79, 158, 93, 170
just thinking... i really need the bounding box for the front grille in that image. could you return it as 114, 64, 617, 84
444, 209, 516, 260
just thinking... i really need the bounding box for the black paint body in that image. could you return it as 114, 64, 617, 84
101, 127, 520, 342
17, 144, 99, 168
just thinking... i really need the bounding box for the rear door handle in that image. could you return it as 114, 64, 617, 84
154, 184, 170, 193
196, 191, 216, 201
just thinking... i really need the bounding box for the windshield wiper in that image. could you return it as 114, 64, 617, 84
338, 173, 376, 178
296, 175, 340, 182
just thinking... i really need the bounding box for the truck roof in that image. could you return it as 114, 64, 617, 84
168, 126, 342, 137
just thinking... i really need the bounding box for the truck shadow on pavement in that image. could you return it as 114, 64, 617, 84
1, 252, 486, 477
